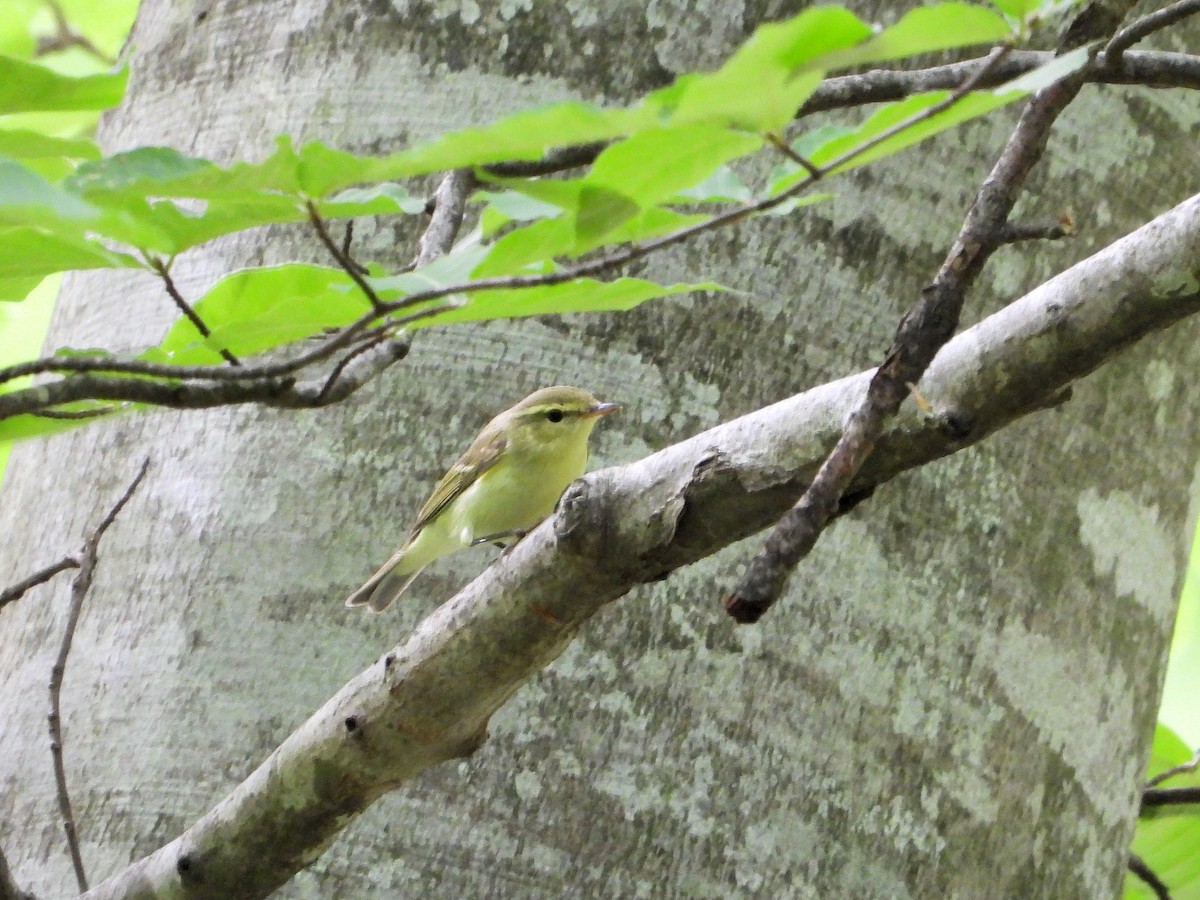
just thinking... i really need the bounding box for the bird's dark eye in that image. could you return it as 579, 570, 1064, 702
546, 409, 564, 423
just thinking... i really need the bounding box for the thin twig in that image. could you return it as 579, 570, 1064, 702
766, 133, 822, 180
0, 304, 450, 420
1148, 748, 1200, 787
339, 221, 368, 274
148, 258, 240, 366
996, 218, 1074, 245
48, 459, 151, 893
480, 142, 608, 178
415, 169, 476, 268
0, 557, 81, 613
724, 7, 1134, 621
36, 0, 115, 64
1142, 786, 1200, 808
31, 405, 119, 421
799, 48, 1200, 116
1107, 0, 1200, 63
1128, 854, 1172, 900
306, 201, 387, 312
0, 306, 434, 394
316, 334, 394, 403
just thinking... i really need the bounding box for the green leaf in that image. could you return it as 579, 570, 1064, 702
0, 55, 127, 114
472, 217, 573, 278
675, 165, 753, 203
471, 205, 706, 279
0, 157, 95, 225
0, 408, 120, 443
475, 190, 563, 223
487, 176, 587, 214
810, 91, 1008, 173
0, 0, 38, 59
822, 4, 1012, 69
365, 103, 640, 180
990, 0, 1043, 19
0, 228, 139, 299
770, 47, 1090, 193
67, 145, 427, 254
1146, 722, 1192, 777
66, 146, 216, 197
0, 129, 100, 160
574, 185, 640, 245
475, 190, 563, 238
154, 264, 374, 364
587, 125, 762, 207
321, 183, 426, 217
604, 206, 708, 245
647, 7, 871, 130
758, 192, 834, 218
371, 243, 492, 296
413, 277, 723, 327
997, 45, 1090, 93
0, 274, 43, 301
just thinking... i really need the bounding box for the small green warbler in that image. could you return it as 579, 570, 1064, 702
344, 385, 620, 611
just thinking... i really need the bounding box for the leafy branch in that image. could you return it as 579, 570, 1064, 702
1, 4, 1096, 434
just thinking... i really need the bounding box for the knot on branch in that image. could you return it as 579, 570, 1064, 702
554, 472, 616, 562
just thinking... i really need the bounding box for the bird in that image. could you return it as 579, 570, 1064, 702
344, 385, 620, 611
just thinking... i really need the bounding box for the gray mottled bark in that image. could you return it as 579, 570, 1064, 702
1, 2, 1197, 898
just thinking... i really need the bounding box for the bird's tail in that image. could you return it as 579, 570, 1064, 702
344, 548, 425, 612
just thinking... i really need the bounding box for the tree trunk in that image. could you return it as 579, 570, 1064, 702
1, 1, 1197, 897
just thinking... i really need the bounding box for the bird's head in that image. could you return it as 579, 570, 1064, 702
503, 385, 620, 454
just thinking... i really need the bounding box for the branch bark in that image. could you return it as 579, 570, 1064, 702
84, 192, 1200, 899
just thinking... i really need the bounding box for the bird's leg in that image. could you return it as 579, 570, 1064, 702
470, 529, 528, 550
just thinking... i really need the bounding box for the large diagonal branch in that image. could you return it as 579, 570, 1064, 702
83, 191, 1200, 900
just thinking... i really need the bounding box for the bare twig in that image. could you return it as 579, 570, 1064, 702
1107, 0, 1200, 63
36, 0, 115, 64
1148, 748, 1200, 787
31, 405, 119, 421
48, 459, 151, 893
481, 142, 607, 178
0, 321, 393, 386
315, 334, 395, 403
339, 221, 368, 274
996, 218, 1075, 244
766, 133, 822, 180
799, 49, 1200, 116
0, 303, 450, 420
307, 201, 387, 312
1128, 854, 1172, 900
0, 558, 81, 613
148, 258, 240, 366
1142, 786, 1200, 808
725, 5, 1137, 622
415, 169, 477, 267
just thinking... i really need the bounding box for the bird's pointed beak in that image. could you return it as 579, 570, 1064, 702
586, 401, 621, 418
